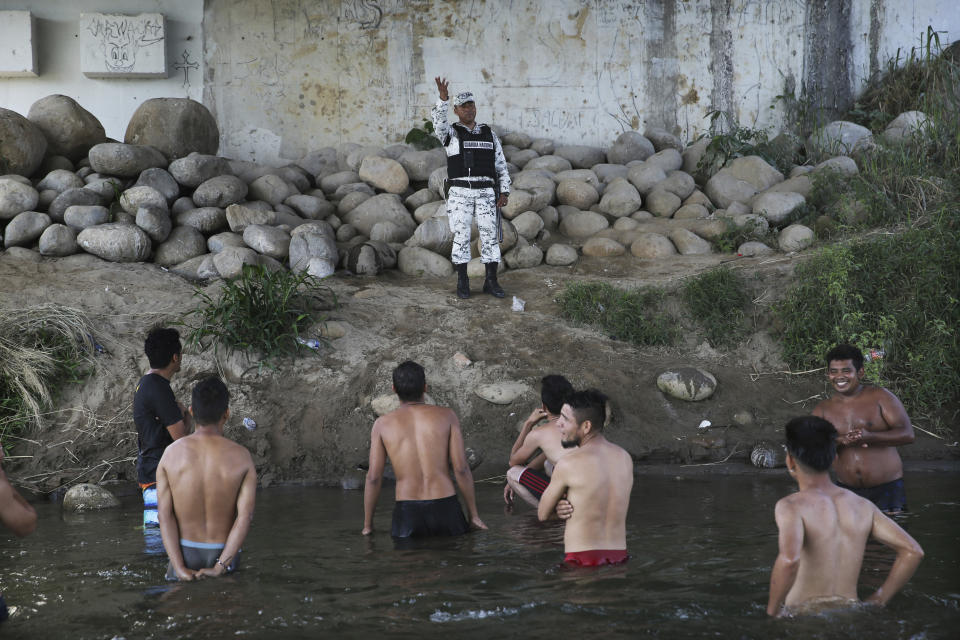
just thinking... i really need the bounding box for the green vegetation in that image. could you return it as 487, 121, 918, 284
696, 110, 802, 179
556, 281, 677, 347
682, 266, 751, 348
405, 119, 441, 151
181, 264, 337, 362
0, 306, 96, 452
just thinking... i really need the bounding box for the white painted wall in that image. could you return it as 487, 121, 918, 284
0, 0, 202, 140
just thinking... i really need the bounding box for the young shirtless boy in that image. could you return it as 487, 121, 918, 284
767, 415, 923, 617
504, 374, 574, 508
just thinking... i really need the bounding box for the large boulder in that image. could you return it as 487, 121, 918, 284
64, 205, 111, 233
644, 148, 683, 173
554, 145, 605, 169
289, 230, 338, 273
807, 121, 873, 158
88, 143, 167, 177
27, 95, 107, 161
0, 108, 47, 177
559, 211, 609, 238
582, 237, 626, 257
545, 243, 578, 265
503, 236, 543, 269
124, 98, 219, 160
778, 224, 815, 252
359, 155, 409, 194
212, 246, 262, 279
47, 188, 102, 223
193, 175, 248, 209
882, 111, 929, 143
77, 224, 152, 262
668, 228, 712, 255
38, 224, 78, 257
398, 149, 446, 181
135, 206, 172, 243
120, 186, 167, 214
556, 180, 599, 209
397, 246, 453, 277
659, 171, 696, 200
248, 174, 297, 206
243, 224, 291, 259
704, 170, 758, 209
606, 131, 655, 165
511, 210, 545, 240
630, 232, 677, 258
723, 156, 783, 192
62, 483, 120, 511
36, 169, 85, 194
343, 194, 415, 237
752, 191, 805, 227
525, 155, 573, 173
409, 216, 454, 255
644, 127, 683, 152
627, 164, 667, 195
134, 168, 180, 204
657, 368, 717, 401
285, 194, 331, 220
154, 226, 207, 266
0, 179, 40, 220
225, 203, 276, 233
4, 211, 51, 248
168, 153, 233, 188
176, 207, 227, 234
645, 188, 681, 218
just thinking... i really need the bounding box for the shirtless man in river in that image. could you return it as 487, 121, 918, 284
767, 415, 923, 617
363, 360, 486, 538
157, 376, 256, 581
813, 344, 914, 512
504, 374, 574, 508
0, 443, 37, 622
538, 390, 633, 566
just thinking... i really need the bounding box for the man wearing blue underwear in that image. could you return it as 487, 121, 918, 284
157, 376, 256, 580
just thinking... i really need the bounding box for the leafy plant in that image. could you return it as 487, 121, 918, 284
181, 264, 337, 362
696, 110, 801, 179
556, 281, 678, 347
682, 266, 751, 348
405, 119, 441, 151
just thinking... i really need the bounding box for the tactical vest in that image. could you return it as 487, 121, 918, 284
446, 123, 496, 180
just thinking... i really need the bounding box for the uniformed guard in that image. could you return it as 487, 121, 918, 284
432, 77, 511, 299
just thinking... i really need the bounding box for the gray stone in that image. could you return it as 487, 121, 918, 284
64, 205, 111, 232
124, 98, 219, 160
226, 204, 277, 233
537, 205, 559, 230
333, 182, 375, 200
813, 156, 858, 177
370, 221, 410, 243
555, 145, 606, 169
0, 108, 47, 177
683, 189, 713, 208
168, 253, 213, 280
496, 218, 519, 253
405, 188, 438, 211
668, 228, 712, 255
613, 217, 640, 230
582, 237, 625, 257
38, 223, 78, 256
751, 441, 787, 469
346, 146, 384, 171
524, 155, 572, 173
176, 207, 226, 234
644, 148, 683, 173
503, 236, 543, 269
120, 185, 167, 214
763, 175, 813, 198
4, 211, 50, 247
413, 200, 445, 224
397, 246, 453, 277
778, 224, 815, 252
556, 180, 599, 209
475, 382, 532, 405
135, 206, 172, 243
682, 137, 711, 177
627, 163, 667, 195
337, 191, 372, 216
212, 246, 261, 279
607, 131, 655, 165
0, 179, 40, 219
289, 231, 338, 272
724, 156, 784, 191
134, 168, 180, 203
630, 233, 677, 258
37, 188, 59, 211
659, 171, 696, 199
883, 110, 929, 143
508, 148, 539, 168
592, 163, 630, 183
645, 188, 682, 218
530, 138, 555, 155
77, 223, 152, 262
298, 147, 338, 178
27, 95, 106, 161
545, 243, 578, 265
737, 241, 774, 257
243, 224, 291, 259
555, 169, 601, 190
409, 216, 454, 255
336, 224, 358, 242
344, 242, 383, 276
48, 188, 102, 223
320, 170, 361, 194
87, 143, 167, 177
559, 211, 609, 238
82, 178, 124, 202
673, 203, 709, 220
503, 132, 532, 148
343, 194, 415, 237
752, 191, 805, 227
731, 214, 769, 236
207, 231, 246, 254
644, 127, 683, 152
248, 174, 296, 206
154, 226, 206, 265
359, 155, 409, 194
501, 190, 533, 220
704, 170, 758, 209
656, 367, 717, 401
427, 166, 448, 197
167, 154, 234, 188
62, 483, 120, 511
284, 194, 329, 220
807, 121, 873, 158
36, 169, 84, 193
397, 148, 446, 181
511, 211, 545, 240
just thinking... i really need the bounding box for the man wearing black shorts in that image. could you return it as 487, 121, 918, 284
134, 327, 191, 527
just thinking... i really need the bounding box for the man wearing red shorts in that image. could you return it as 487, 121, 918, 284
538, 390, 633, 567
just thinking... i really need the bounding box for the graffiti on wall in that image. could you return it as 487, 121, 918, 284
80, 13, 167, 78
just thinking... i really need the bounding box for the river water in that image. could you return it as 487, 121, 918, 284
1, 472, 957, 639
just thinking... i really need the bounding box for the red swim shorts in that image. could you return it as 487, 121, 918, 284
564, 549, 629, 567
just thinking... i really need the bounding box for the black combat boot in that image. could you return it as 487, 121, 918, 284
482, 262, 505, 298
455, 262, 470, 299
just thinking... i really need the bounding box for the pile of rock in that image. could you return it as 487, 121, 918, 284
3, 93, 920, 280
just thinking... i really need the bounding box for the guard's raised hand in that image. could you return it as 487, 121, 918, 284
435, 76, 449, 101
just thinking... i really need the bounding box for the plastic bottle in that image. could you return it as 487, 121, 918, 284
296, 336, 321, 350
864, 348, 886, 363
242, 417, 257, 431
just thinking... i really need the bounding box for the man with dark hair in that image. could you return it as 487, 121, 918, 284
0, 442, 37, 624
767, 415, 923, 617
157, 376, 256, 581
505, 374, 575, 508
813, 344, 914, 512
538, 390, 633, 566
363, 361, 486, 538
433, 77, 511, 299
134, 327, 192, 527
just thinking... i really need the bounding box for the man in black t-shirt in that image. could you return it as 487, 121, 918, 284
134, 328, 191, 527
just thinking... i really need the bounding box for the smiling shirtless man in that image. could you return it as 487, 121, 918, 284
538, 389, 633, 567
813, 344, 915, 513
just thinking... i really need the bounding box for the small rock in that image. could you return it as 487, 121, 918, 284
4, 211, 51, 248
77, 223, 152, 262
135, 206, 173, 243
87, 142, 167, 177
630, 232, 676, 258
168, 154, 233, 188
64, 205, 111, 233
737, 241, 774, 257
120, 185, 167, 214
627, 163, 667, 195
656, 368, 717, 401
0, 179, 40, 219
38, 223, 78, 256
243, 224, 291, 259
752, 191, 805, 227
475, 382, 532, 405
212, 246, 261, 279
154, 226, 207, 266
545, 243, 578, 265
668, 228, 712, 255
751, 441, 786, 468
452, 352, 472, 367
62, 483, 120, 511
249, 174, 296, 206
359, 155, 409, 194
36, 169, 85, 194
606, 131, 654, 164
778, 224, 815, 252
559, 211, 609, 238
176, 207, 227, 234
582, 236, 625, 257
503, 237, 544, 269
645, 188, 681, 217
225, 203, 276, 233
644, 148, 683, 173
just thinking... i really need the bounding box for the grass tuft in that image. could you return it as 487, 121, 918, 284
181, 264, 337, 362
682, 267, 751, 348
556, 281, 677, 347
